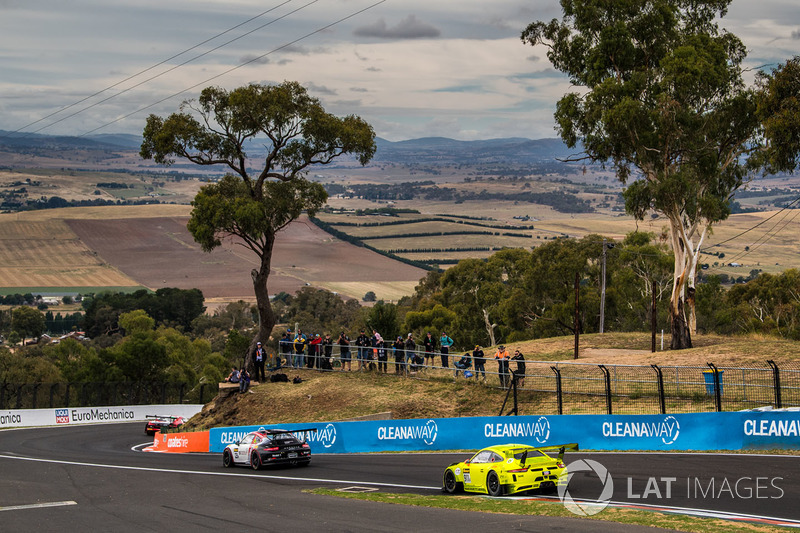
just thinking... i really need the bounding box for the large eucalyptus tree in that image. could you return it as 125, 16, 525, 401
141, 81, 376, 365
523, 1, 768, 348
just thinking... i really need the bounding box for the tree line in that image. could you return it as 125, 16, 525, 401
5, 234, 800, 394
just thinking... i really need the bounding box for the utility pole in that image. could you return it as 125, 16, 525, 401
600, 238, 607, 333
574, 271, 580, 359
651, 279, 657, 352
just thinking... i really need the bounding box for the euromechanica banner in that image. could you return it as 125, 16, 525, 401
0, 404, 203, 429
208, 411, 800, 453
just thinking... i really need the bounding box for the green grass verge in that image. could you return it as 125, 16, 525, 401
307, 488, 790, 532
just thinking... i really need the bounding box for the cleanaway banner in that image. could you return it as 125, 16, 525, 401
208, 411, 800, 453
0, 404, 203, 429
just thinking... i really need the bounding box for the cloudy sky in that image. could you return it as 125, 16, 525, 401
1, 0, 798, 141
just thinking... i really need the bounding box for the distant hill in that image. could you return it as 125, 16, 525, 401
372, 136, 578, 165
0, 129, 578, 169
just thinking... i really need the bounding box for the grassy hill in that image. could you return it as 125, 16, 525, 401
185, 332, 800, 431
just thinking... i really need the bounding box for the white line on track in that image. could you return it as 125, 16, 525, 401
0, 501, 77, 512
0, 453, 440, 491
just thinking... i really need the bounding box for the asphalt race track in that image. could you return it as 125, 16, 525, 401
1, 422, 798, 531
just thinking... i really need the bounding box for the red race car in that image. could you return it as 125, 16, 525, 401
144, 415, 186, 436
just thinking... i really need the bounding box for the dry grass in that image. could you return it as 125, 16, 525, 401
316, 281, 420, 303
189, 370, 511, 431
186, 332, 800, 431
0, 212, 140, 288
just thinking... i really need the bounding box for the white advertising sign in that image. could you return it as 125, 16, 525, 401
0, 404, 203, 429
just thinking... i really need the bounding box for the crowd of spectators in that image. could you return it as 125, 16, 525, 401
256, 329, 526, 388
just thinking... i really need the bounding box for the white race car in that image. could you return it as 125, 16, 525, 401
222, 428, 316, 469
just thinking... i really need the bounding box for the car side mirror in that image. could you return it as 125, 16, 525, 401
235, 441, 241, 446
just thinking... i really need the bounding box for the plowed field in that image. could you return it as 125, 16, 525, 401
66, 215, 427, 301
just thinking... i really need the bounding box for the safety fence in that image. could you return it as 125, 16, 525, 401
275, 343, 800, 415
0, 381, 216, 410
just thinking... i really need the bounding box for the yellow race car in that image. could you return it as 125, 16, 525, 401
442, 443, 578, 496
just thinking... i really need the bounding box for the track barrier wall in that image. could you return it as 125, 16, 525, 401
208, 411, 800, 454
147, 430, 210, 453
0, 404, 204, 429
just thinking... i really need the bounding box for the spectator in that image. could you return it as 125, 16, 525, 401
321, 333, 334, 371
278, 332, 292, 368
512, 349, 526, 388
494, 345, 511, 388
454, 352, 472, 377
293, 330, 307, 369
252, 341, 266, 382
355, 329, 371, 372
238, 367, 251, 393
225, 367, 240, 383
392, 336, 405, 374
439, 332, 454, 368
376, 339, 388, 373
338, 331, 351, 371
405, 333, 418, 372
308, 333, 322, 369
473, 345, 486, 382
423, 332, 436, 368
370, 330, 383, 372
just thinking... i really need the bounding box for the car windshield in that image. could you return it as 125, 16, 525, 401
471, 450, 504, 464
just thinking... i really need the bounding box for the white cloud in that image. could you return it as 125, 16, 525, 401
0, 0, 797, 141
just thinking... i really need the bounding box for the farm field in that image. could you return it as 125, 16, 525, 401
3, 163, 800, 306
316, 206, 800, 276
0, 205, 426, 304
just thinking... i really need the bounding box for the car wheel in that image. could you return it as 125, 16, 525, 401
443, 469, 462, 494
486, 471, 503, 497
222, 449, 233, 468
250, 452, 261, 471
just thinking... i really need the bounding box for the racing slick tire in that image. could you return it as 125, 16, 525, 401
442, 469, 462, 494
486, 471, 504, 497
250, 451, 262, 471
222, 449, 233, 468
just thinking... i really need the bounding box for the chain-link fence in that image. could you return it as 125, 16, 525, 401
0, 381, 216, 409
276, 343, 799, 415
3, 344, 798, 415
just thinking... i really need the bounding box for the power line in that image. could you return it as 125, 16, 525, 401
5, 1, 297, 138
704, 201, 800, 273
81, 0, 388, 136
700, 194, 800, 251
25, 0, 324, 137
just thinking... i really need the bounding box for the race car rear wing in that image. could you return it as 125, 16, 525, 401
146, 415, 181, 420
519, 443, 579, 465
267, 428, 318, 442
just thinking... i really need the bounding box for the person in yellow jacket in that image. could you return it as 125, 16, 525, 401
494, 345, 511, 388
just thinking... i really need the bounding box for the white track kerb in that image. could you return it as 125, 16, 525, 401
557, 459, 614, 516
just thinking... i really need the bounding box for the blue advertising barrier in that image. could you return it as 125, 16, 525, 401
208, 411, 800, 454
